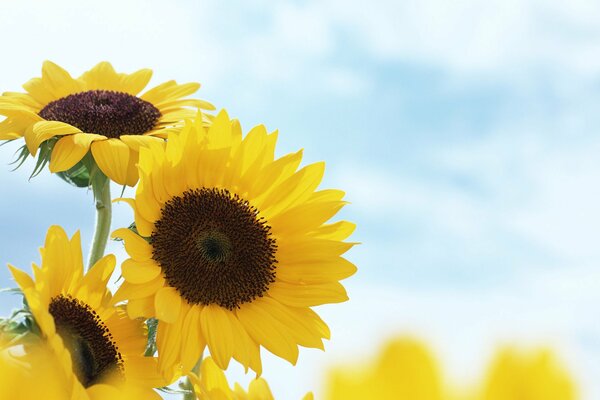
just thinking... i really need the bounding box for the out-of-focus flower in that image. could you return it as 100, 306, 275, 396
8, 225, 164, 398
0, 335, 71, 399
189, 356, 313, 400
326, 338, 443, 400
0, 60, 214, 186
326, 337, 577, 400
113, 111, 356, 377
480, 347, 577, 400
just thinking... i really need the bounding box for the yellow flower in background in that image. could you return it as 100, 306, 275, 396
481, 347, 577, 400
8, 225, 164, 399
326, 337, 578, 400
0, 60, 214, 185
113, 110, 356, 377
327, 338, 443, 400
189, 356, 313, 400
0, 335, 71, 399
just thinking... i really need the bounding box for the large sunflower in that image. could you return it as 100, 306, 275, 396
8, 225, 164, 399
112, 110, 356, 377
0, 60, 214, 186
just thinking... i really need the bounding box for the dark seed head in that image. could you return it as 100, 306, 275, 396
151, 188, 278, 310
48, 295, 124, 387
39, 90, 161, 139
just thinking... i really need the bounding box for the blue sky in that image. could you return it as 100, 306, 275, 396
1, 0, 600, 398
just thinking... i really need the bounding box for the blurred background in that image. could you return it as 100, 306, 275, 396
0, 0, 599, 398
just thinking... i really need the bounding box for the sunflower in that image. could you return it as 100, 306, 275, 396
8, 225, 164, 399
0, 60, 214, 186
189, 356, 313, 400
0, 334, 72, 399
327, 338, 443, 400
112, 110, 356, 377
481, 347, 577, 400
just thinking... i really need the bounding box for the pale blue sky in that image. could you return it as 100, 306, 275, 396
1, 0, 600, 398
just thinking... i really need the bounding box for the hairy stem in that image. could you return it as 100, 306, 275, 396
87, 175, 112, 268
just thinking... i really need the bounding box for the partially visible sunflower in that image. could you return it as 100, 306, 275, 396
0, 334, 71, 399
327, 338, 443, 400
189, 356, 313, 400
113, 110, 356, 377
8, 225, 164, 399
481, 347, 577, 400
0, 61, 214, 186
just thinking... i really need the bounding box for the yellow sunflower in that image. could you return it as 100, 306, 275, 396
8, 225, 164, 399
481, 347, 577, 400
112, 110, 356, 377
0, 60, 214, 186
189, 356, 313, 400
0, 334, 72, 399
327, 338, 443, 400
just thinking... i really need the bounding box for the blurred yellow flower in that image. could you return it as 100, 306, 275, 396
480, 347, 577, 400
326, 337, 578, 400
0, 336, 71, 399
327, 338, 443, 400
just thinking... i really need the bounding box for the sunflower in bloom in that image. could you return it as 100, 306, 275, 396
481, 347, 577, 400
112, 110, 356, 377
189, 356, 313, 400
326, 338, 443, 400
8, 225, 164, 399
0, 60, 214, 186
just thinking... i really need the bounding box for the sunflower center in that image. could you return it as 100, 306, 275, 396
39, 90, 161, 139
48, 295, 124, 388
151, 188, 278, 310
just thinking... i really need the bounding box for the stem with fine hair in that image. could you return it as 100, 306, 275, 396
88, 174, 112, 268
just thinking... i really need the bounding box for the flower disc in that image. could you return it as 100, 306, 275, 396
152, 188, 277, 310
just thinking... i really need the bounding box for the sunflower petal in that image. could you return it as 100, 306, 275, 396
91, 139, 130, 185
155, 286, 181, 324
49, 133, 106, 172
25, 121, 82, 156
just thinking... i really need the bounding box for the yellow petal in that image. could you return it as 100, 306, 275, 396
121, 258, 161, 284
83, 254, 116, 291
200, 306, 235, 370
41, 60, 84, 98
127, 296, 155, 319
276, 256, 357, 284
7, 264, 34, 291
268, 281, 348, 307
25, 121, 82, 156
237, 298, 299, 364
119, 134, 164, 152
80, 61, 120, 90
155, 286, 182, 324
120, 68, 153, 95
111, 228, 153, 261
91, 139, 130, 185
247, 378, 274, 400
49, 133, 106, 172
179, 306, 205, 372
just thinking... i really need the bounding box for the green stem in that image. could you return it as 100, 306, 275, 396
88, 175, 112, 269
181, 355, 203, 400
182, 378, 196, 400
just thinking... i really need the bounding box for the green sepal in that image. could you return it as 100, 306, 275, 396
144, 317, 158, 356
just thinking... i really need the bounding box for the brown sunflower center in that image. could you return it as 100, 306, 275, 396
48, 295, 124, 388
151, 188, 278, 310
39, 90, 161, 139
